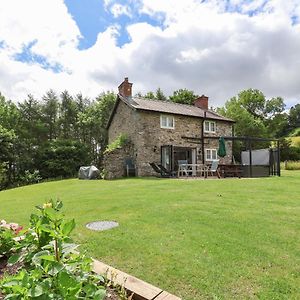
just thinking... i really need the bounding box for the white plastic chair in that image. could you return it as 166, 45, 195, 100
207, 160, 220, 178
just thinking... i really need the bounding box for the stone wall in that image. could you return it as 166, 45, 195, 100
135, 111, 202, 176
108, 100, 140, 146
205, 120, 233, 165
103, 142, 135, 179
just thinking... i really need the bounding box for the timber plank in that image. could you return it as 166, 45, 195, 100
92, 259, 162, 300
154, 291, 182, 300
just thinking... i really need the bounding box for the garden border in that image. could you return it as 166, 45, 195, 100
92, 259, 181, 300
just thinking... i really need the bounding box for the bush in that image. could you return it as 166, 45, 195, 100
20, 170, 42, 185
36, 139, 91, 179
289, 127, 300, 137
289, 136, 300, 148
104, 134, 128, 154
279, 138, 300, 161
283, 161, 300, 170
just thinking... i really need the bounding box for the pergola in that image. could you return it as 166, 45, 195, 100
182, 135, 280, 177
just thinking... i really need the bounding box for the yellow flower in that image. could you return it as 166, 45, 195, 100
43, 202, 52, 209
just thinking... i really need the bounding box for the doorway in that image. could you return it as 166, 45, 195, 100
161, 146, 197, 172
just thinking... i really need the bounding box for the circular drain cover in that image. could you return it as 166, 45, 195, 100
86, 221, 119, 231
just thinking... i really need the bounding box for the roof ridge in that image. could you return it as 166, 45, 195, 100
134, 96, 225, 116
134, 96, 206, 110
118, 94, 234, 122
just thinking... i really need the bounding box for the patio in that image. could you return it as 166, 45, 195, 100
159, 136, 281, 179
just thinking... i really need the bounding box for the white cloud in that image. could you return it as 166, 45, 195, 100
0, 0, 300, 108
110, 4, 132, 18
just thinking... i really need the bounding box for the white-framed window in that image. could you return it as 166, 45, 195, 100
160, 115, 175, 129
205, 149, 217, 161
204, 121, 216, 133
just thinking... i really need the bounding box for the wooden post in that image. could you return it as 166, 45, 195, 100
248, 138, 253, 178
277, 140, 281, 176
201, 111, 206, 164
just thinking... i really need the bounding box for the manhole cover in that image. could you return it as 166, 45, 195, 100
86, 221, 119, 231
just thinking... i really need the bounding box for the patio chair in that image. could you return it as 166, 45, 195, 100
158, 164, 177, 177
177, 160, 190, 176
149, 162, 171, 178
207, 160, 220, 178
124, 158, 136, 177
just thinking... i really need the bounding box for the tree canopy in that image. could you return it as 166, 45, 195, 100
0, 90, 116, 189
217, 89, 288, 138
169, 88, 198, 105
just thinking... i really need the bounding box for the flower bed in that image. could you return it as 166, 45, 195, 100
0, 200, 128, 300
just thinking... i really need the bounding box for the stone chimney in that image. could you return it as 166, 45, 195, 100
194, 95, 208, 110
118, 77, 132, 98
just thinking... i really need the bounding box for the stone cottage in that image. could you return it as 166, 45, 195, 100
104, 77, 234, 178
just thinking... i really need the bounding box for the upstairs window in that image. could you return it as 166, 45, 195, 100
206, 149, 217, 161
160, 115, 174, 129
204, 121, 216, 133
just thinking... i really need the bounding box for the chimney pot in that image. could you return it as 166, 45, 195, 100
118, 77, 132, 98
194, 95, 209, 110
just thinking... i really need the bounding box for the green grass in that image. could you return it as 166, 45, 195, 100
289, 136, 300, 148
1, 172, 300, 299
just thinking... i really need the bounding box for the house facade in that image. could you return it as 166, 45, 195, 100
105, 78, 234, 178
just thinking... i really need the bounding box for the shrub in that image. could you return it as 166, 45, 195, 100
20, 170, 42, 185
289, 127, 300, 137
36, 139, 91, 179
289, 136, 300, 148
279, 138, 300, 161
104, 134, 128, 154
283, 161, 300, 170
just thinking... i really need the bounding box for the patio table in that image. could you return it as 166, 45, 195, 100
178, 164, 209, 177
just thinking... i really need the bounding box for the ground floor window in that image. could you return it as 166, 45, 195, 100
206, 149, 217, 161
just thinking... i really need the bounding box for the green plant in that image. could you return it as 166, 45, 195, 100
100, 168, 108, 179
21, 170, 42, 185
0, 227, 16, 258
289, 127, 300, 137
104, 134, 128, 154
283, 160, 300, 170
0, 200, 126, 300
0, 220, 23, 258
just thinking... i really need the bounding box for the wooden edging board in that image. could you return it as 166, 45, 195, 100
92, 259, 181, 300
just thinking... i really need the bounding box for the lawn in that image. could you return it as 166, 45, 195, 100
1, 172, 300, 299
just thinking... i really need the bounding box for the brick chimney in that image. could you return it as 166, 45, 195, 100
118, 77, 132, 98
194, 95, 208, 110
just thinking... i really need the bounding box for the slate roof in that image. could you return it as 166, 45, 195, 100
107, 95, 234, 128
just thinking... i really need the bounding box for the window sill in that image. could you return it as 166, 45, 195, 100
204, 131, 216, 134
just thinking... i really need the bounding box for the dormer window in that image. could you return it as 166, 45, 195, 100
160, 115, 174, 129
204, 121, 216, 133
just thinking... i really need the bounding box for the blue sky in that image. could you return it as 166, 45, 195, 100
64, 0, 165, 48
0, 0, 299, 107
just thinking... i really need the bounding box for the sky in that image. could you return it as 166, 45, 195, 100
0, 0, 300, 108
